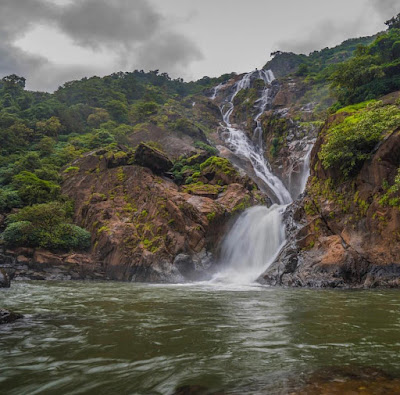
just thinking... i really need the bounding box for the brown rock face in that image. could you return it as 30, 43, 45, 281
62, 150, 264, 282
134, 143, 173, 175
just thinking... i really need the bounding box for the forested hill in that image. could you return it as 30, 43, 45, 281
0, 13, 400, 260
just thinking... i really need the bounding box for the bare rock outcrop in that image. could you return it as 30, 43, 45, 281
61, 149, 264, 282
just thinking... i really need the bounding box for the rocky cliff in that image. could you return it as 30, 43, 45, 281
261, 93, 400, 288
59, 144, 263, 282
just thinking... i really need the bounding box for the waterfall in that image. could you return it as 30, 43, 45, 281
220, 70, 292, 205
213, 205, 286, 284
210, 83, 223, 100
211, 70, 314, 284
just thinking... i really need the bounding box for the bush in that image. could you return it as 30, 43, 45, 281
2, 221, 33, 246
0, 188, 22, 212
319, 104, 400, 177
3, 221, 91, 251
12, 171, 60, 205
194, 141, 218, 155
8, 201, 71, 226
3, 202, 91, 251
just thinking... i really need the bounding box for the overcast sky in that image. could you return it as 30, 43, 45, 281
1, 0, 398, 91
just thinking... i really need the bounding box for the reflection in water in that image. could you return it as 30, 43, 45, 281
1, 282, 400, 394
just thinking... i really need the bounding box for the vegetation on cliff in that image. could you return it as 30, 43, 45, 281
0, 70, 231, 252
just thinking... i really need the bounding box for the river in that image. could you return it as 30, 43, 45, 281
2, 281, 400, 394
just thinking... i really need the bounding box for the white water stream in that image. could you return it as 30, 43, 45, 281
211, 70, 313, 284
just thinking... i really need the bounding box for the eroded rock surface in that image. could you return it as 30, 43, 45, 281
60, 149, 264, 282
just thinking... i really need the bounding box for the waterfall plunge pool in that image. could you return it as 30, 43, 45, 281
2, 281, 400, 394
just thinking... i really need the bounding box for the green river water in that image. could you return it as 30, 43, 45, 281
1, 281, 400, 394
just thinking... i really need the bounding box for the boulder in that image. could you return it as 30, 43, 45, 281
0, 309, 23, 324
134, 143, 173, 174
0, 269, 10, 288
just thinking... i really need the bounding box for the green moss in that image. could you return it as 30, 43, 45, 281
232, 196, 251, 213
379, 168, 400, 208
335, 100, 377, 114
117, 168, 126, 182
64, 166, 80, 173
183, 182, 222, 195
304, 200, 318, 216
206, 212, 216, 221
97, 225, 110, 235
199, 156, 235, 175
114, 151, 128, 160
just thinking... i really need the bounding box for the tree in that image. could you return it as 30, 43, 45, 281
385, 13, 400, 30
36, 116, 62, 137
2, 74, 26, 89
12, 171, 60, 205
106, 100, 128, 123
87, 108, 110, 128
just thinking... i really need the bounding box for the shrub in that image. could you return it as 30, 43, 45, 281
12, 171, 61, 205
4, 202, 91, 251
194, 141, 218, 155
2, 221, 33, 246
319, 104, 400, 178
0, 188, 22, 212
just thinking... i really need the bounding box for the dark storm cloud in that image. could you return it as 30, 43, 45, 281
0, 0, 203, 91
56, 0, 161, 49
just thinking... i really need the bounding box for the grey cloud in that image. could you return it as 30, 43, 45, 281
0, 0, 54, 40
56, 0, 161, 49
368, 0, 398, 19
274, 16, 367, 55
136, 32, 204, 77
0, 0, 203, 91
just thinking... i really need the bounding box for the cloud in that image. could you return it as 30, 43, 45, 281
368, 0, 398, 20
0, 0, 203, 91
56, 0, 161, 49
136, 32, 203, 76
274, 14, 372, 55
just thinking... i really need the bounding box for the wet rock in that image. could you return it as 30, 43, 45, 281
174, 385, 225, 395
130, 260, 184, 283
174, 254, 196, 279
173, 251, 214, 281
0, 269, 10, 288
295, 366, 400, 394
0, 309, 23, 324
134, 143, 173, 174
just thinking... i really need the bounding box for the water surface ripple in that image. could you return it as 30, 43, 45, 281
1, 282, 400, 394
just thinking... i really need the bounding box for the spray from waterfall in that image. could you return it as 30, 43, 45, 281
210, 70, 314, 284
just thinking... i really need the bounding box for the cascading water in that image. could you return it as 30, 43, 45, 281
211, 70, 314, 284
213, 205, 286, 284
220, 70, 292, 205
